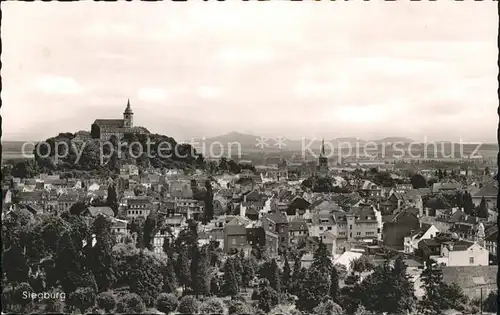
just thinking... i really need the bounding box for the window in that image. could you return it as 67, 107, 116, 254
232, 238, 236, 245
357, 232, 361, 236
320, 227, 324, 230
349, 225, 352, 229
469, 257, 474, 264
328, 227, 332, 230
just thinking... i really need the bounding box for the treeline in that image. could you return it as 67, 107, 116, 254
2, 205, 491, 314
5, 132, 257, 179
423, 191, 489, 218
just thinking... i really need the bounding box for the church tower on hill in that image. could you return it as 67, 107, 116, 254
123, 99, 134, 128
318, 138, 329, 176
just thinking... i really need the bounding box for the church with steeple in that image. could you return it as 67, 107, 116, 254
91, 99, 149, 141
317, 139, 329, 176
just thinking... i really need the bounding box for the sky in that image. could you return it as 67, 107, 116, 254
2, 1, 498, 143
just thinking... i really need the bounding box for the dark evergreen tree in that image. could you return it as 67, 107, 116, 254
106, 183, 119, 216
162, 258, 178, 294
268, 258, 282, 293
222, 259, 239, 296
89, 215, 116, 292
477, 196, 488, 218
282, 255, 292, 293
175, 247, 191, 290
330, 266, 340, 302
418, 262, 449, 315
190, 246, 210, 296
143, 212, 160, 251
311, 241, 333, 273
203, 180, 214, 224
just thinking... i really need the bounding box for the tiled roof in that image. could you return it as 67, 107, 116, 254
289, 218, 309, 231
93, 119, 125, 127
472, 183, 498, 198
87, 206, 114, 217
264, 211, 288, 225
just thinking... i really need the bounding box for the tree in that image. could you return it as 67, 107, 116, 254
129, 251, 165, 306
329, 266, 340, 302
69, 201, 87, 216
200, 297, 226, 315
350, 256, 375, 274
282, 255, 292, 293
67, 287, 97, 314
106, 183, 119, 216
419, 262, 451, 315
162, 236, 173, 258
477, 196, 488, 218
268, 258, 282, 293
411, 174, 428, 189
175, 247, 191, 290
228, 300, 254, 315
127, 216, 145, 247
258, 285, 280, 313
313, 300, 344, 315
178, 295, 200, 314
296, 266, 331, 311
89, 215, 116, 292
116, 293, 146, 314
143, 212, 160, 251
55, 231, 97, 294
191, 245, 210, 296
163, 258, 178, 294
311, 241, 333, 273
11, 160, 38, 178
483, 290, 498, 313
96, 291, 116, 313
242, 257, 257, 290
203, 180, 214, 224
2, 243, 29, 284
222, 259, 239, 296
11, 282, 33, 313
156, 293, 178, 314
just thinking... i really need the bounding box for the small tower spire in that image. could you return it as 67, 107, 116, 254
125, 99, 132, 113
321, 138, 325, 156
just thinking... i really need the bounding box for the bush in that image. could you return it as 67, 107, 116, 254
178, 295, 200, 314
156, 293, 178, 314
67, 287, 97, 314
227, 300, 253, 315
12, 282, 33, 309
96, 291, 116, 313
199, 297, 226, 314
116, 293, 146, 314
313, 300, 343, 315
42, 289, 66, 314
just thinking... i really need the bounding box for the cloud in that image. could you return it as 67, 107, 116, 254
197, 86, 221, 100
213, 47, 275, 65
33, 75, 83, 95
95, 52, 133, 61
137, 88, 167, 103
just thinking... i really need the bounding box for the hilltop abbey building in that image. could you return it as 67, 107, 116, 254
91, 100, 149, 141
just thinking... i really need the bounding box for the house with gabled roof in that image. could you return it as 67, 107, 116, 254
288, 217, 309, 244
431, 241, 488, 267
262, 211, 289, 252
223, 216, 251, 254
404, 224, 439, 254
471, 182, 497, 208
